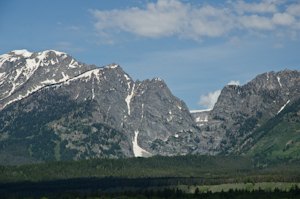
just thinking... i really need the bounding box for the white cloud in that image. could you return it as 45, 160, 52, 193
238, 15, 274, 30
90, 0, 189, 39
89, 0, 236, 41
227, 80, 240, 85
198, 80, 240, 109
89, 0, 300, 42
286, 4, 300, 17
272, 13, 296, 26
231, 0, 278, 15
188, 5, 236, 38
198, 90, 221, 109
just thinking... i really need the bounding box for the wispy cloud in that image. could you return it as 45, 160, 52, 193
55, 42, 85, 52
56, 41, 72, 46
227, 36, 242, 47
66, 25, 80, 30
89, 0, 300, 43
272, 43, 284, 48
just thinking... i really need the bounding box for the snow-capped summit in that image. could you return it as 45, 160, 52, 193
11, 49, 33, 57
0, 49, 96, 110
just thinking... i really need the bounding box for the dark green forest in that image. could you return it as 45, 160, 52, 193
2, 186, 300, 199
1, 155, 300, 197
2, 155, 300, 183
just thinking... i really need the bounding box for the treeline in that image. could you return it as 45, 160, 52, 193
0, 155, 255, 183
1, 155, 300, 184
2, 175, 300, 197
2, 184, 300, 199
1, 155, 300, 197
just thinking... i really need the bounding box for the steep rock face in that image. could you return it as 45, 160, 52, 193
42, 63, 201, 157
211, 70, 300, 122
0, 50, 204, 163
205, 69, 300, 154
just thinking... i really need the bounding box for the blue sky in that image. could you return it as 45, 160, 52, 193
1, 0, 300, 110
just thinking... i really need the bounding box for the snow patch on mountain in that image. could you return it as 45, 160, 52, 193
132, 130, 151, 157
65, 68, 102, 84
41, 79, 57, 85
277, 100, 290, 114
3, 85, 44, 110
24, 58, 40, 79
0, 72, 5, 79
190, 109, 211, 127
124, 74, 131, 81
125, 83, 135, 115
190, 109, 212, 113
277, 76, 282, 87
0, 50, 32, 65
12, 49, 33, 58
40, 73, 70, 85
68, 59, 79, 68
104, 63, 118, 69
196, 116, 208, 122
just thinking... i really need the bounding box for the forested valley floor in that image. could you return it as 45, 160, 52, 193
1, 155, 300, 198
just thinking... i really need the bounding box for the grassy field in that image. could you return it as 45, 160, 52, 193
178, 182, 300, 193
102, 182, 300, 194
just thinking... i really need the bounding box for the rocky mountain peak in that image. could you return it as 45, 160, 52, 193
0, 50, 96, 110
103, 63, 120, 70
250, 69, 300, 91
204, 69, 300, 154
211, 69, 300, 121
8, 49, 33, 58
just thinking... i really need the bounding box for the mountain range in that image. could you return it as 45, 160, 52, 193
0, 49, 299, 165
0, 50, 207, 164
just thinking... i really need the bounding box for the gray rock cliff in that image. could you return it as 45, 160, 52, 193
203, 69, 300, 154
